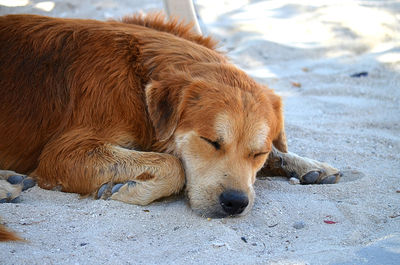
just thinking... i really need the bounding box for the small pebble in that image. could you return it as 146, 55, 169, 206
291, 82, 302, 88
289, 177, 300, 185
212, 242, 225, 248
350, 71, 368, 78
324, 220, 337, 224
293, 221, 305, 229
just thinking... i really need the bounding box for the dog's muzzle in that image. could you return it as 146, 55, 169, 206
219, 189, 249, 215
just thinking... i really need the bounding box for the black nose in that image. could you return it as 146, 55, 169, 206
219, 190, 249, 215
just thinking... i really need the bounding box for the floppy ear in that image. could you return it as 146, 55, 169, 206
269, 91, 288, 153
145, 74, 191, 142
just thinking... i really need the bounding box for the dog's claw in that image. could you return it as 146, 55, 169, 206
6, 175, 36, 191
111, 183, 124, 194
0, 191, 21, 203
301, 171, 320, 184
98, 181, 137, 199
97, 183, 109, 199
320, 174, 339, 184
10, 197, 21, 203
127, 181, 136, 187
7, 175, 25, 185
111, 181, 136, 194
22, 178, 36, 191
301, 170, 341, 185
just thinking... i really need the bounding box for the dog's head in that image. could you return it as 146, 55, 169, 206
146, 64, 286, 217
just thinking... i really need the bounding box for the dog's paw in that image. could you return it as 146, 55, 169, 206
0, 171, 36, 203
0, 177, 21, 203
96, 180, 157, 206
273, 153, 341, 185
96, 181, 136, 200
288, 158, 341, 185
7, 175, 36, 191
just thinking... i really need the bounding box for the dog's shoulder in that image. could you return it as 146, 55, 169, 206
120, 13, 217, 50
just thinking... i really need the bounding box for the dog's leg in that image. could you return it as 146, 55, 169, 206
258, 147, 341, 184
32, 130, 185, 205
95, 148, 186, 205
0, 170, 36, 203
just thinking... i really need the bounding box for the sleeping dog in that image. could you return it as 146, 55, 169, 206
0, 14, 340, 231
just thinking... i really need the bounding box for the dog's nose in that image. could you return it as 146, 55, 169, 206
219, 190, 249, 215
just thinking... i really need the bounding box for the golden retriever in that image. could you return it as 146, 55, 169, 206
0, 13, 340, 240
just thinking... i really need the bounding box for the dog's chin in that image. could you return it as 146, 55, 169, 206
193, 207, 227, 218
191, 204, 252, 219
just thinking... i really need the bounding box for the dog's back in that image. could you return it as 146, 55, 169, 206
0, 14, 218, 174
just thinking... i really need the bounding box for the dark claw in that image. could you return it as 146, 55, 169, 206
320, 174, 339, 184
22, 178, 36, 191
302, 171, 320, 184
7, 175, 25, 185
0, 192, 20, 203
127, 181, 136, 187
0, 192, 11, 203
111, 183, 124, 194
10, 197, 21, 203
97, 183, 109, 199
289, 172, 299, 179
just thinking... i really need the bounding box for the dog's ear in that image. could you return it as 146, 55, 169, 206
269, 91, 288, 153
145, 74, 190, 142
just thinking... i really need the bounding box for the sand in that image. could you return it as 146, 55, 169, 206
1, 0, 399, 264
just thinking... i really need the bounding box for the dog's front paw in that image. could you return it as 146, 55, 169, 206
96, 181, 136, 200
96, 180, 158, 206
283, 155, 341, 185
262, 148, 342, 185
279, 151, 342, 185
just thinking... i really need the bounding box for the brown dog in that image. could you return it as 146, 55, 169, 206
0, 13, 340, 236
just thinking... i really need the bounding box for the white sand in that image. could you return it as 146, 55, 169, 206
1, 1, 399, 264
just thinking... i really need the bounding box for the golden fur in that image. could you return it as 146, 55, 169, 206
0, 13, 340, 240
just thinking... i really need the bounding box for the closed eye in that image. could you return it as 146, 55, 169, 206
200, 136, 221, 150
253, 152, 268, 158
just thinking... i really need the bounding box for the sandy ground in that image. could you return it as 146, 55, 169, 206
1, 0, 400, 264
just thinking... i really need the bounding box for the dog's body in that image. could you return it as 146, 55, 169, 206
0, 14, 340, 239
